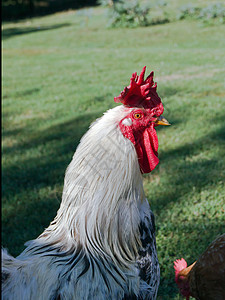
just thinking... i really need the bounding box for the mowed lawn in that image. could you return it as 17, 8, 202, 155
2, 3, 225, 299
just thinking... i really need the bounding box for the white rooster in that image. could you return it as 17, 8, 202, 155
2, 66, 169, 300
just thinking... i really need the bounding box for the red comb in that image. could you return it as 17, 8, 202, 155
174, 258, 188, 279
114, 66, 164, 116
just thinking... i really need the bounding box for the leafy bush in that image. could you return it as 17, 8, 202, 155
177, 4, 201, 20
104, 0, 151, 28
98, 0, 169, 28
198, 3, 225, 24
178, 2, 225, 24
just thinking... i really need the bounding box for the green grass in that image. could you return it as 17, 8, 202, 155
2, 3, 225, 299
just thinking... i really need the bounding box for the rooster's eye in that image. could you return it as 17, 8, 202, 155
133, 113, 143, 120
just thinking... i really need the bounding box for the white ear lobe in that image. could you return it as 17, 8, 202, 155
122, 118, 133, 126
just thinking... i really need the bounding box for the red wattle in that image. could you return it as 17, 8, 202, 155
134, 127, 159, 173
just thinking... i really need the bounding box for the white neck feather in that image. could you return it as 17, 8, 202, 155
40, 106, 145, 266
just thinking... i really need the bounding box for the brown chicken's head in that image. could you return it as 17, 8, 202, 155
115, 66, 170, 173
174, 258, 191, 300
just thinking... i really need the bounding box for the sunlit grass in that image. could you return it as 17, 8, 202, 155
2, 5, 225, 299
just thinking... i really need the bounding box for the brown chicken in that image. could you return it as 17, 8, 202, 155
174, 234, 225, 300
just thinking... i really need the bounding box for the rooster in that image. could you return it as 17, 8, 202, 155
174, 234, 225, 300
2, 66, 169, 300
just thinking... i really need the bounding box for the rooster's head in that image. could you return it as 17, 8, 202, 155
174, 258, 192, 300
115, 66, 170, 173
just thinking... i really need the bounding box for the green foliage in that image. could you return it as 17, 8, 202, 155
99, 0, 169, 28
2, 4, 225, 298
108, 0, 152, 28
177, 4, 201, 20
198, 3, 225, 24
178, 2, 225, 24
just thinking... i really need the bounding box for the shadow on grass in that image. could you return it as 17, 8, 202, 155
3, 88, 41, 99
2, 0, 98, 21
2, 110, 103, 255
2, 110, 103, 194
2, 23, 71, 40
152, 124, 225, 212
158, 85, 181, 100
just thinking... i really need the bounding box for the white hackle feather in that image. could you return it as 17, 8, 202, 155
2, 105, 160, 300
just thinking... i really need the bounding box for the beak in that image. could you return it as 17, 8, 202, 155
155, 116, 171, 126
